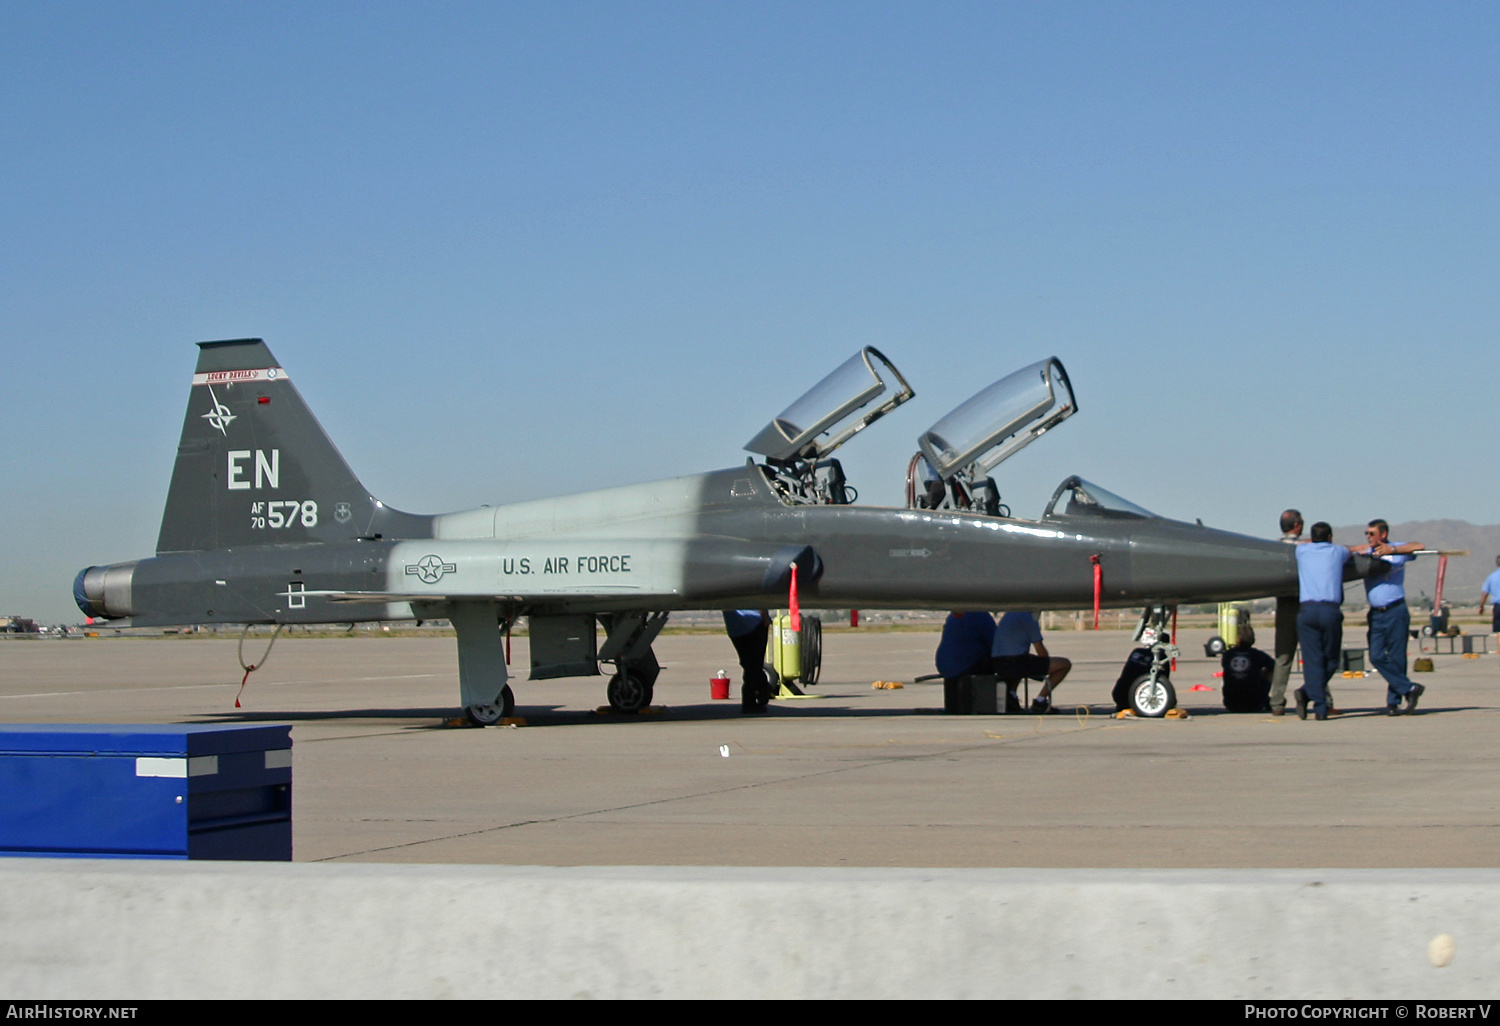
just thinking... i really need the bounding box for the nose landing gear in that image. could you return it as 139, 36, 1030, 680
1129, 605, 1179, 718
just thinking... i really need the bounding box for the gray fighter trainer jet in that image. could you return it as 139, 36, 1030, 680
75, 339, 1378, 722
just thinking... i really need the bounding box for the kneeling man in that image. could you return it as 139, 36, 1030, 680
1221, 625, 1275, 713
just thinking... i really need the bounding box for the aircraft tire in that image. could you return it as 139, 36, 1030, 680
1204, 635, 1227, 657
607, 671, 652, 713
464, 685, 515, 726
1129, 674, 1176, 718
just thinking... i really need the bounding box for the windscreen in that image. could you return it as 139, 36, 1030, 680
918, 358, 1074, 478
1043, 476, 1158, 520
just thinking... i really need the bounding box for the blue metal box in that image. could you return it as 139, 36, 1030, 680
0, 724, 291, 860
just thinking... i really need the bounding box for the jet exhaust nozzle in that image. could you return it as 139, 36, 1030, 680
74, 563, 137, 620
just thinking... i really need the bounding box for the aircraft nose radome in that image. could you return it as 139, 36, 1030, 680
1128, 524, 1297, 603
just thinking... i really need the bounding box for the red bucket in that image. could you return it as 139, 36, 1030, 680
710, 673, 731, 700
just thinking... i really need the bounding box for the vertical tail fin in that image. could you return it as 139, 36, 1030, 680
156, 339, 430, 553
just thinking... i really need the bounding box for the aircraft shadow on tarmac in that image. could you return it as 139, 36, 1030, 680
194, 707, 462, 725
1149, 704, 1478, 719
188, 699, 1481, 730
192, 699, 1012, 729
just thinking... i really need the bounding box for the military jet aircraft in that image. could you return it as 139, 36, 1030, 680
75, 338, 1381, 723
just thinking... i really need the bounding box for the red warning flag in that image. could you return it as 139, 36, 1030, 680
1090, 555, 1102, 630
789, 562, 801, 632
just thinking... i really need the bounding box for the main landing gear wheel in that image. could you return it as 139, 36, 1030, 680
607, 671, 653, 713
464, 685, 515, 726
1130, 675, 1176, 718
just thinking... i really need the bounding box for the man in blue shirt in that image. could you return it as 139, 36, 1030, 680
1353, 519, 1426, 715
1479, 557, 1500, 652
991, 611, 1071, 714
936, 611, 996, 713
937, 612, 996, 679
1293, 522, 1353, 720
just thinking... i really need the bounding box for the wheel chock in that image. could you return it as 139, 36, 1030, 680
1164, 708, 1190, 720
441, 715, 527, 729
870, 680, 905, 689
1114, 709, 1136, 719
1413, 658, 1435, 673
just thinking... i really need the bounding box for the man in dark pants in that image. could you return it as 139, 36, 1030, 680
723, 609, 772, 713
1479, 556, 1500, 654
936, 611, 996, 714
1353, 519, 1426, 715
1270, 509, 1309, 715
1293, 522, 1351, 720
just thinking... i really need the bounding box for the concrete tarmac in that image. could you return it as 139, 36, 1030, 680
2, 627, 1497, 867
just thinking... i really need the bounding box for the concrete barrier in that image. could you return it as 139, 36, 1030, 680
0, 861, 1495, 999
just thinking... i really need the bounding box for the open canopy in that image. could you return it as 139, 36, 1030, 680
917, 357, 1075, 480
744, 347, 913, 462
1043, 475, 1159, 521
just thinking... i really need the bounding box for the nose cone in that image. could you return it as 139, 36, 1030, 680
1128, 522, 1296, 603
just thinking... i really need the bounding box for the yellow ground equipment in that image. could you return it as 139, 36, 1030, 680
771, 612, 801, 682
1204, 602, 1249, 657
768, 613, 823, 697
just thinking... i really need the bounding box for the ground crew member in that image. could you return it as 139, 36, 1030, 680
991, 611, 1071, 714
1293, 522, 1351, 720
723, 609, 771, 713
1353, 519, 1425, 715
1270, 509, 1333, 715
1479, 557, 1500, 655
1221, 625, 1275, 713
936, 611, 996, 714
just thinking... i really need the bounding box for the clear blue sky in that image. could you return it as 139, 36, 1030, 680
4, 2, 1498, 623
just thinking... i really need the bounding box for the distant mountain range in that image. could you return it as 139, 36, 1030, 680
1331, 520, 1500, 609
